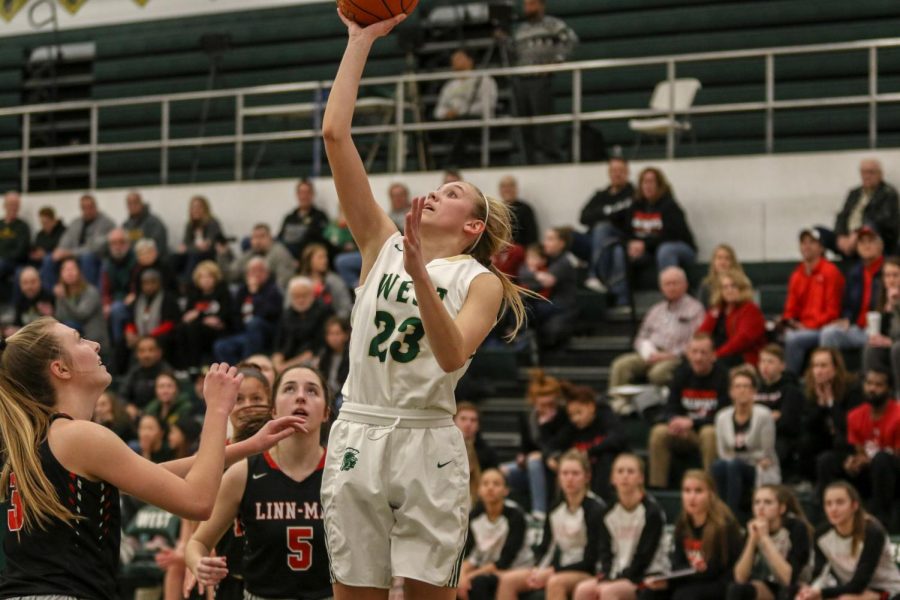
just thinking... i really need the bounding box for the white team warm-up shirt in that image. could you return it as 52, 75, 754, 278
342, 232, 491, 414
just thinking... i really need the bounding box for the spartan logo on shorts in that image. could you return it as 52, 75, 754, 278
340, 447, 360, 472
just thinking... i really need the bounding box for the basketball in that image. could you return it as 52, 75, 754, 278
337, 0, 418, 27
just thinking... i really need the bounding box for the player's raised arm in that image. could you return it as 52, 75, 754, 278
322, 11, 405, 270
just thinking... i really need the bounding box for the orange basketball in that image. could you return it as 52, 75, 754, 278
337, 0, 418, 27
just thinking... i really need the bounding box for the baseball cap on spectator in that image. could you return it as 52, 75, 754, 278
798, 228, 822, 243
856, 225, 881, 240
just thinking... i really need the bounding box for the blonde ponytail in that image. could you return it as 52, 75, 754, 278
0, 318, 76, 531
466, 187, 541, 340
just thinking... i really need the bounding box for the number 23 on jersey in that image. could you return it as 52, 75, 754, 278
367, 311, 424, 363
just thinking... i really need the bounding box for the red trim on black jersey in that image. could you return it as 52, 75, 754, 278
263, 451, 280, 471
316, 448, 326, 471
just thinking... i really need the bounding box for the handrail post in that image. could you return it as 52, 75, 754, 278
480, 74, 490, 168
235, 94, 244, 181
572, 68, 582, 163
89, 105, 98, 190
765, 53, 774, 153
21, 113, 29, 194
160, 100, 169, 185
869, 46, 878, 149
666, 60, 675, 160
394, 80, 405, 173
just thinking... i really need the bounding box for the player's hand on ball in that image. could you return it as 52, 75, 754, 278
249, 415, 309, 453
203, 363, 244, 416
194, 555, 228, 590
337, 8, 405, 40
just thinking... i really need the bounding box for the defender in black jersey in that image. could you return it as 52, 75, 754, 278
575, 453, 668, 600
0, 320, 298, 600
458, 469, 534, 600
187, 365, 332, 600
729, 485, 812, 600
797, 482, 900, 600
497, 451, 605, 600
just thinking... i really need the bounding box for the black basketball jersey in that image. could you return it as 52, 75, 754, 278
238, 449, 331, 599
0, 415, 121, 600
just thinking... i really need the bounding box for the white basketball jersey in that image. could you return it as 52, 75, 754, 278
342, 232, 492, 414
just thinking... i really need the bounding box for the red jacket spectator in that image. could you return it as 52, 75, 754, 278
782, 257, 845, 329
699, 300, 767, 366
847, 398, 900, 452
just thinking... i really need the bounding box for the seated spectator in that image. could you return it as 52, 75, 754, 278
697, 244, 744, 308
92, 390, 136, 443
43, 193, 115, 289
639, 470, 742, 600
334, 183, 407, 290
573, 453, 668, 600
119, 336, 173, 417
433, 48, 498, 168
579, 158, 634, 294
0, 191, 30, 295
218, 223, 295, 291
821, 158, 899, 257
496, 451, 603, 600
213, 257, 283, 365
144, 371, 193, 428
167, 415, 201, 460
728, 485, 812, 600
608, 266, 704, 408
28, 205, 65, 269
123, 269, 181, 363
102, 228, 136, 354
713, 366, 780, 520
324, 206, 358, 291
815, 366, 899, 531
801, 347, 861, 489
820, 226, 884, 353
547, 382, 626, 501
136, 413, 173, 463
278, 178, 329, 259
175, 260, 234, 369
317, 316, 350, 408
698, 268, 767, 367
458, 469, 534, 600
863, 256, 900, 389
648, 333, 728, 488
455, 401, 500, 473
271, 276, 333, 372
6, 266, 54, 337
298, 243, 352, 319
519, 228, 578, 350
797, 481, 900, 599
123, 190, 168, 255
174, 194, 224, 282
53, 256, 109, 353
755, 344, 804, 481
617, 167, 696, 308
502, 369, 568, 518
492, 175, 539, 277
780, 228, 845, 375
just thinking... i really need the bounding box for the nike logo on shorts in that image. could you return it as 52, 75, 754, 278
394, 243, 404, 252
437, 460, 452, 469
252, 473, 267, 479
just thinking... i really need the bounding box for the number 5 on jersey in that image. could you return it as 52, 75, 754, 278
287, 526, 313, 571
368, 311, 424, 363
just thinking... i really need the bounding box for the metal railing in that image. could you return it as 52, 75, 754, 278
2, 36, 900, 192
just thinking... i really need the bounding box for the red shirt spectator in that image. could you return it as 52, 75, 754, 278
782, 257, 844, 329
847, 399, 900, 453
699, 269, 767, 366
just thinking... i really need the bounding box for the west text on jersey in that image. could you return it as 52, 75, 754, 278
377, 273, 448, 306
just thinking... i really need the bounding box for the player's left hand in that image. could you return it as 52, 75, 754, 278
248, 415, 308, 453
403, 196, 429, 281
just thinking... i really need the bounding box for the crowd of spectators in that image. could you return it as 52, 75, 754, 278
2, 148, 900, 598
